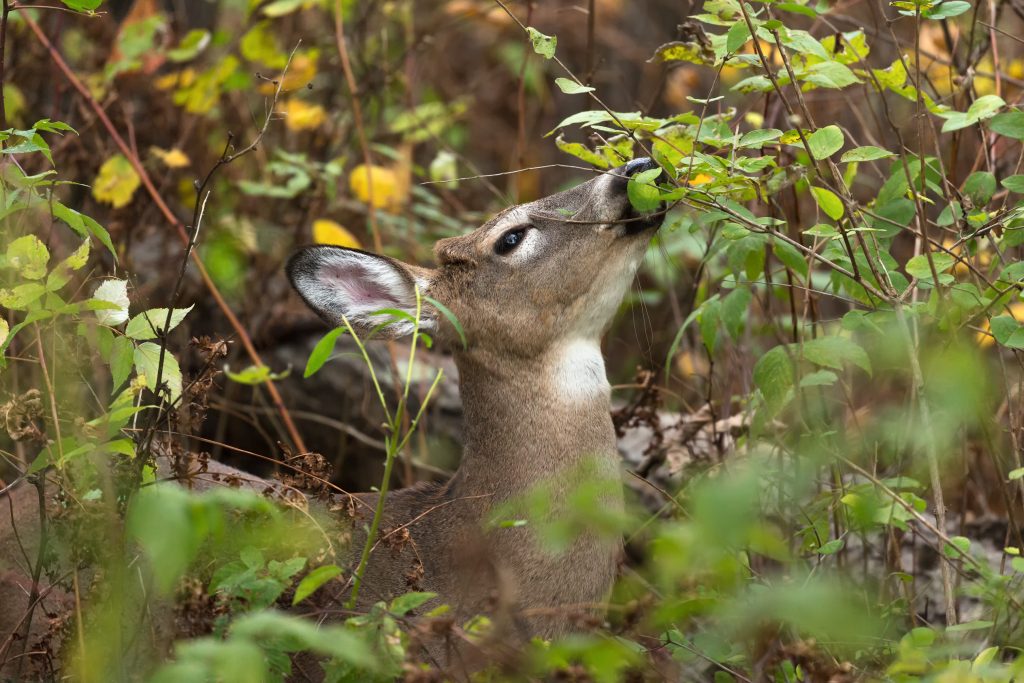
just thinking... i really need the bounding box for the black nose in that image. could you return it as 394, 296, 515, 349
625, 157, 660, 177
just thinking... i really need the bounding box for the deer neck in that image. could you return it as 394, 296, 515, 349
450, 338, 620, 505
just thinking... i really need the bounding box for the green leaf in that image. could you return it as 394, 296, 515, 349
2, 130, 54, 164
905, 252, 955, 280
780, 29, 829, 59
697, 297, 721, 354
804, 223, 839, 238
964, 171, 996, 206
1001, 175, 1024, 193
801, 336, 872, 375
841, 146, 894, 163
989, 315, 1024, 349
388, 591, 437, 615
305, 327, 347, 378
810, 186, 844, 220
46, 240, 90, 291
0, 283, 46, 310
988, 111, 1024, 139
261, 0, 307, 16
946, 620, 994, 633
720, 288, 752, 341
737, 128, 783, 148
167, 29, 211, 62
52, 201, 117, 259
425, 296, 467, 350
773, 239, 808, 277
60, 0, 102, 10
240, 21, 287, 69
32, 118, 75, 135
942, 536, 970, 559
1009, 467, 1024, 480
650, 40, 709, 65
292, 565, 343, 605
802, 61, 860, 89
627, 167, 662, 213
6, 235, 50, 280
973, 646, 1000, 672
555, 135, 610, 168
110, 336, 135, 389
554, 77, 594, 94
924, 1, 971, 19
754, 345, 794, 415
726, 20, 751, 53
224, 364, 290, 385
800, 369, 838, 387
806, 125, 845, 160
125, 306, 194, 340
816, 538, 844, 555
527, 27, 556, 60
941, 95, 1005, 132
134, 342, 182, 402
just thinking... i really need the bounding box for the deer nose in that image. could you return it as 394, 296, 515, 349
625, 157, 660, 177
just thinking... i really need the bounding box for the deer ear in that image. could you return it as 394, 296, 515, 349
286, 246, 436, 339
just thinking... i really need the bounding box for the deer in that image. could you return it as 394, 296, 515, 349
0, 157, 664, 677
285, 157, 664, 651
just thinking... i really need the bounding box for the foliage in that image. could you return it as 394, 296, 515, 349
3, 0, 1024, 681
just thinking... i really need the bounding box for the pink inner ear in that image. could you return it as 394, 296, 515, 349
323, 262, 400, 307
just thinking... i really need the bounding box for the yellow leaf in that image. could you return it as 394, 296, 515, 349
1009, 59, 1024, 81
150, 146, 190, 168
92, 154, 141, 209
281, 99, 327, 131
258, 52, 319, 94
0, 318, 8, 348
155, 68, 195, 91
312, 219, 361, 249
687, 173, 713, 186
349, 164, 407, 212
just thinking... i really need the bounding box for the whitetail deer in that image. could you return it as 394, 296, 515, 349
286, 158, 664, 644
0, 158, 663, 675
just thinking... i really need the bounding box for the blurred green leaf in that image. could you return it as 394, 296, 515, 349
292, 565, 343, 605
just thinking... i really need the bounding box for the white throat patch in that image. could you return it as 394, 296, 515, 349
550, 339, 610, 402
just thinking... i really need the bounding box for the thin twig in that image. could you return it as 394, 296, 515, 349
0, 0, 9, 131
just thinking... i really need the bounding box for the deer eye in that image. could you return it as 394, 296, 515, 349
494, 227, 527, 256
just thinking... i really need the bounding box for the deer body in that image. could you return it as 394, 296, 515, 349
289, 159, 664, 643
343, 344, 623, 638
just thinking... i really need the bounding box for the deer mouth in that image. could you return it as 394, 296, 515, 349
619, 204, 665, 236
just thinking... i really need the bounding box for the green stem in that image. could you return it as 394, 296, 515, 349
345, 292, 434, 609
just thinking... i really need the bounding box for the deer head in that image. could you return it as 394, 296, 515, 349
287, 159, 664, 363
